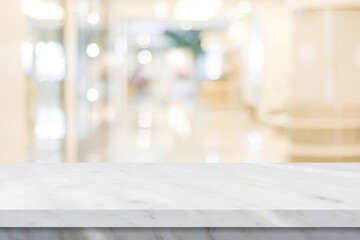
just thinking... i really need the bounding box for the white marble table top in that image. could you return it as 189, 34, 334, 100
0, 163, 359, 227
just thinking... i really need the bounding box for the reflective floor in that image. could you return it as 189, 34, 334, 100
80, 97, 289, 163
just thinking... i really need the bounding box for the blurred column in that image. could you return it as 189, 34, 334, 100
289, 5, 360, 161
64, 0, 78, 162
253, 0, 293, 120
0, 1, 26, 162
107, 0, 129, 161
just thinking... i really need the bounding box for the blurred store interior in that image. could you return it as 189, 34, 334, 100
1, 0, 360, 163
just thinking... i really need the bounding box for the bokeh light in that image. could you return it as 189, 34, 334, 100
137, 50, 152, 65
87, 43, 100, 58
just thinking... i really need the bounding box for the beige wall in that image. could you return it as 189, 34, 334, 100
293, 10, 360, 114
289, 9, 360, 161
256, 0, 294, 116
0, 0, 26, 162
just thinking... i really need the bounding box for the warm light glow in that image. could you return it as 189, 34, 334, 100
87, 43, 100, 58
154, 1, 169, 18
87, 12, 100, 25
21, 0, 65, 21
137, 50, 152, 65
249, 41, 265, 71
237, 1, 252, 14
87, 88, 100, 102
136, 34, 152, 47
168, 105, 191, 136
174, 0, 222, 21
35, 108, 66, 140
228, 22, 246, 40
35, 41, 66, 82
166, 49, 187, 69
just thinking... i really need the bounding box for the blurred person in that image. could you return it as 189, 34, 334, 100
129, 67, 148, 101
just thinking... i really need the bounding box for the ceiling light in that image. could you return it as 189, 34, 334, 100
174, 0, 222, 21
21, 0, 65, 21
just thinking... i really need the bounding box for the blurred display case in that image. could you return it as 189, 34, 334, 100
22, 0, 113, 162
22, 0, 66, 162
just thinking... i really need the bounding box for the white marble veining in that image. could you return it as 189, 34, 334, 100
1, 228, 360, 240
0, 163, 359, 227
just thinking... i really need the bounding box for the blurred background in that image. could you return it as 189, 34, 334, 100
1, 0, 360, 163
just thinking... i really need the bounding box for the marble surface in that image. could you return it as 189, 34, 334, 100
0, 163, 359, 227
1, 228, 360, 240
